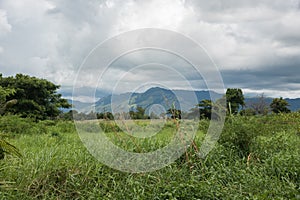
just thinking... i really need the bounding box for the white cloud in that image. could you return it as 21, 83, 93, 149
243, 88, 300, 99
0, 9, 11, 35
112, 0, 189, 33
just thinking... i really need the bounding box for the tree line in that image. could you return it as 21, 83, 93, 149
0, 74, 292, 121
66, 88, 292, 121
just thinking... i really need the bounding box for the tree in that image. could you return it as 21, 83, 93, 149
0, 86, 17, 115
198, 99, 212, 119
0, 74, 71, 120
97, 112, 114, 120
226, 88, 245, 115
249, 93, 269, 115
270, 97, 291, 113
58, 110, 75, 120
167, 108, 182, 119
189, 99, 212, 119
129, 106, 149, 119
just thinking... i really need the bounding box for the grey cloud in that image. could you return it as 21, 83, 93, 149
0, 0, 299, 98
222, 63, 300, 91
46, 7, 61, 15
187, 0, 297, 12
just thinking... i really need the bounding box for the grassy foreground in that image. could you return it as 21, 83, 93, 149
0, 114, 300, 199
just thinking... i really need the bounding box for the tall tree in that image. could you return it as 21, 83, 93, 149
0, 74, 71, 120
226, 88, 245, 115
0, 86, 17, 115
270, 97, 291, 113
198, 99, 212, 119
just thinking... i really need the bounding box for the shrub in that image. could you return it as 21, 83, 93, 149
219, 116, 257, 157
0, 115, 35, 135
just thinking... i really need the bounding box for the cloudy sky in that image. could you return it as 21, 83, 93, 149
0, 0, 300, 101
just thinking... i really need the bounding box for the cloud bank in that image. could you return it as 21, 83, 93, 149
0, 0, 300, 99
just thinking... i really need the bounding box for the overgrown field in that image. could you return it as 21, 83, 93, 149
0, 113, 300, 199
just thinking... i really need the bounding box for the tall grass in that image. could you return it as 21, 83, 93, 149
0, 114, 299, 199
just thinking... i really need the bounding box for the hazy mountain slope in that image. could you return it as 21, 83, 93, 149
69, 87, 300, 113
94, 87, 222, 112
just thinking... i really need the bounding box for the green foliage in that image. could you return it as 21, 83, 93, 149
0, 108, 23, 159
0, 138, 22, 159
189, 99, 212, 119
0, 74, 71, 120
270, 97, 291, 113
240, 108, 256, 116
167, 107, 182, 119
0, 86, 17, 115
198, 99, 212, 119
98, 121, 122, 133
96, 112, 114, 120
58, 110, 74, 120
220, 116, 256, 157
129, 106, 149, 120
1, 114, 300, 199
226, 88, 245, 114
0, 115, 54, 135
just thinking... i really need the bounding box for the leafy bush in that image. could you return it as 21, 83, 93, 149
219, 116, 257, 157
252, 131, 300, 184
0, 115, 36, 135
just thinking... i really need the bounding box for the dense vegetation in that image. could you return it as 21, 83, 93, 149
0, 74, 70, 120
0, 74, 299, 199
68, 87, 293, 120
0, 113, 299, 199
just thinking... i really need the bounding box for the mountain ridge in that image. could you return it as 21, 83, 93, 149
70, 87, 300, 113
92, 87, 222, 113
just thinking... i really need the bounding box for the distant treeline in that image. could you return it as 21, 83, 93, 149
66, 88, 294, 121
0, 74, 294, 121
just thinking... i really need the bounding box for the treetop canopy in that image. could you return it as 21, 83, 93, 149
0, 73, 71, 120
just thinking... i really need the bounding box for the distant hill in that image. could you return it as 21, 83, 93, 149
60, 100, 93, 113
68, 87, 300, 113
93, 87, 222, 113
280, 98, 300, 112
70, 100, 93, 111
245, 97, 300, 112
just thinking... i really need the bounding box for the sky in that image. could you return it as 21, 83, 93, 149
0, 0, 300, 102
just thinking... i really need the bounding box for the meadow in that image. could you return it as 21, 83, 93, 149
0, 113, 300, 199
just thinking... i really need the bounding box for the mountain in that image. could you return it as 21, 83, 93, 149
68, 87, 300, 113
93, 87, 222, 113
282, 98, 300, 111
70, 100, 93, 111
245, 97, 300, 112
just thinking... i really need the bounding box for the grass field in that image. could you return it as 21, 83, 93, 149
0, 113, 300, 199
